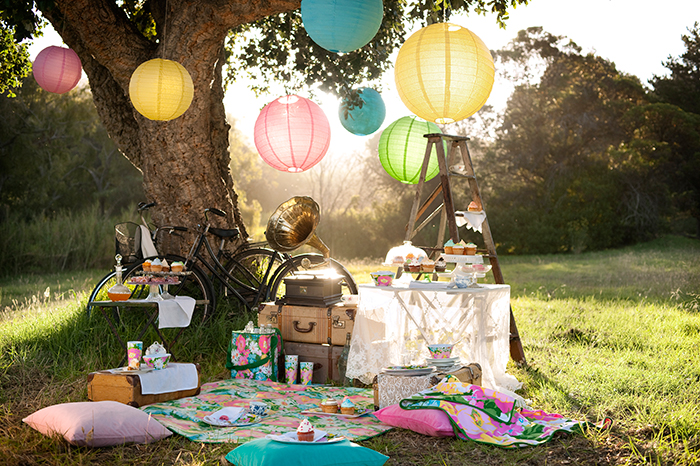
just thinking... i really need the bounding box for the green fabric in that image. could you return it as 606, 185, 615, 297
225, 438, 388, 466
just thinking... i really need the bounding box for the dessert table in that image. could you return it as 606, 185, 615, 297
345, 282, 521, 394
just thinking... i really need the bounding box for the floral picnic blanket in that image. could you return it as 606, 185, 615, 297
141, 378, 392, 443
399, 375, 610, 448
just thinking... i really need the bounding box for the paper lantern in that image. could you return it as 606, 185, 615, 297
301, 0, 383, 53
378, 116, 445, 184
129, 59, 194, 121
394, 22, 495, 124
32, 46, 82, 94
338, 88, 386, 136
254, 95, 331, 173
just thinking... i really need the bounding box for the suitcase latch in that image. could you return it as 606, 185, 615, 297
331, 315, 345, 329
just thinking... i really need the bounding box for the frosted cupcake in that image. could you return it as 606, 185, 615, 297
443, 239, 455, 255
465, 242, 477, 255
320, 398, 339, 413
435, 257, 447, 272
297, 418, 315, 442
150, 258, 163, 272
408, 258, 421, 273
451, 243, 465, 255
421, 259, 435, 273
340, 397, 356, 415
142, 260, 152, 272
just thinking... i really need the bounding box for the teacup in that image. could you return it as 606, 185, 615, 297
427, 344, 454, 359
250, 401, 268, 416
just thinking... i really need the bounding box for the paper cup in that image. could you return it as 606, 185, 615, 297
285, 355, 298, 384
127, 341, 143, 370
300, 361, 314, 385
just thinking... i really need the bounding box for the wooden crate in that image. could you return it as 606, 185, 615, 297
87, 364, 201, 408
258, 302, 355, 347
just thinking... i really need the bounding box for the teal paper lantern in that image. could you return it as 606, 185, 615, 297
338, 88, 386, 136
378, 116, 445, 184
301, 0, 384, 53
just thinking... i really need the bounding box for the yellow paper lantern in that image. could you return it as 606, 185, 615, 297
129, 59, 194, 121
394, 22, 495, 124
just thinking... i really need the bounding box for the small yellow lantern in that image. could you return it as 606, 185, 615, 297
128, 59, 194, 121
394, 22, 495, 124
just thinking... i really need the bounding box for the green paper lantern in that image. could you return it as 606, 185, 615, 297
378, 116, 445, 184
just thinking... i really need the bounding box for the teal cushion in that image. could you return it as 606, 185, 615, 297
225, 438, 388, 466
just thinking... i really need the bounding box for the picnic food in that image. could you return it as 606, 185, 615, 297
465, 242, 477, 255
408, 258, 421, 273
150, 258, 162, 272
171, 261, 185, 272
443, 239, 455, 254
296, 418, 315, 442
435, 257, 447, 272
340, 397, 355, 415
421, 259, 435, 273
142, 260, 152, 272
161, 259, 170, 272
451, 243, 465, 255
321, 398, 339, 413
467, 201, 482, 212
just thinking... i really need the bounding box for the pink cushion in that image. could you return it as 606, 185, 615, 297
374, 404, 454, 437
23, 401, 172, 447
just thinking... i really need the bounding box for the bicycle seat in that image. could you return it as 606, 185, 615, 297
208, 227, 240, 239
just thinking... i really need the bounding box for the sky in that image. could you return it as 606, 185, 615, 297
27, 0, 700, 157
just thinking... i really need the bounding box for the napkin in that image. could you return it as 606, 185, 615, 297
158, 296, 196, 328
139, 224, 158, 258
203, 407, 246, 426
138, 362, 199, 395
455, 211, 487, 233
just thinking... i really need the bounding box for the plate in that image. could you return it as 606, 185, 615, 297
381, 365, 436, 376
202, 412, 265, 427
268, 431, 344, 444
301, 407, 372, 418
111, 366, 154, 374
426, 357, 459, 363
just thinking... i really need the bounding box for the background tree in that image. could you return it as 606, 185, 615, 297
0, 0, 527, 253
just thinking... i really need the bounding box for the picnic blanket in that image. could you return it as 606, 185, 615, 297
141, 378, 392, 443
399, 375, 610, 448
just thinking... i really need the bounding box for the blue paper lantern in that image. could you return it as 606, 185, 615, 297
301, 0, 384, 53
338, 88, 386, 136
378, 116, 446, 184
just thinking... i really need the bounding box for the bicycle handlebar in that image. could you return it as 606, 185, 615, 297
138, 202, 156, 211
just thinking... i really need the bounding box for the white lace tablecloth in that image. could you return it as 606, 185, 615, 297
346, 284, 521, 394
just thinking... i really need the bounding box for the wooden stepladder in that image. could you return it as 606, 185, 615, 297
405, 133, 526, 365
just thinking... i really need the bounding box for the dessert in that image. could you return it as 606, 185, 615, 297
435, 257, 447, 272
142, 260, 152, 272
408, 258, 421, 273
340, 397, 356, 415
390, 255, 404, 267
443, 239, 455, 255
297, 418, 315, 442
451, 243, 465, 255
465, 242, 477, 255
421, 259, 435, 273
321, 398, 339, 413
467, 201, 482, 212
171, 261, 185, 272
161, 259, 170, 272
150, 258, 163, 272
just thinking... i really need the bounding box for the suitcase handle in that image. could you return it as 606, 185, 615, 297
292, 320, 316, 333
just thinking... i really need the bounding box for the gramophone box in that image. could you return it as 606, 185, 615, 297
280, 273, 343, 307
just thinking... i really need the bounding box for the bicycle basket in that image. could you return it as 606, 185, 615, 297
114, 222, 143, 264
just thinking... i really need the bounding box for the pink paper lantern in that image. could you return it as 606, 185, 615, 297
32, 46, 82, 94
254, 95, 331, 173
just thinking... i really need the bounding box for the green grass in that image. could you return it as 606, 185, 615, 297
1, 235, 700, 465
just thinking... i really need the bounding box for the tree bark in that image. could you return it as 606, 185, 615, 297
41, 0, 299, 249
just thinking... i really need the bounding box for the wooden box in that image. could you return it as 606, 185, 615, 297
87, 364, 201, 408
258, 302, 355, 346
280, 275, 343, 307
284, 341, 343, 384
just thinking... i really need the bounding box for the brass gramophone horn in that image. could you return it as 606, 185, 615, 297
265, 196, 330, 258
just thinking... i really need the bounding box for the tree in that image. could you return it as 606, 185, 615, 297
0, 0, 526, 252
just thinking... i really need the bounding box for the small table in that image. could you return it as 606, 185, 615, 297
89, 300, 185, 366
345, 283, 521, 394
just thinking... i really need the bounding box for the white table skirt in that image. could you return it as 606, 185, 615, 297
346, 283, 521, 394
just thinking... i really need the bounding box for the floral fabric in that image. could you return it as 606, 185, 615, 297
399, 375, 609, 448
226, 331, 281, 382
141, 378, 393, 443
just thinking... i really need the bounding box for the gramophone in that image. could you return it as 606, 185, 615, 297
266, 196, 342, 306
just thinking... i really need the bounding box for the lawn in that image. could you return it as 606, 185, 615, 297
1, 235, 699, 465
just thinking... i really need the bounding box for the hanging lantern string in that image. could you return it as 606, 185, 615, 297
161, 0, 169, 58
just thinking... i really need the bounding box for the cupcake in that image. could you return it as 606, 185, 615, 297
150, 258, 163, 272
452, 243, 465, 255
171, 261, 184, 272
435, 257, 447, 272
421, 259, 435, 273
320, 398, 339, 413
443, 239, 455, 255
465, 242, 477, 255
408, 258, 421, 273
142, 260, 152, 272
297, 418, 315, 442
340, 396, 356, 415
161, 259, 170, 272
467, 201, 482, 212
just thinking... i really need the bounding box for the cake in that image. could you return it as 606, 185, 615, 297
451, 243, 465, 255
467, 201, 482, 212
297, 418, 315, 442
142, 260, 152, 272
320, 398, 339, 413
465, 242, 477, 255
161, 259, 170, 272
340, 396, 356, 415
443, 239, 455, 255
421, 259, 435, 273
408, 258, 421, 273
150, 258, 163, 272
171, 261, 184, 272
435, 257, 447, 272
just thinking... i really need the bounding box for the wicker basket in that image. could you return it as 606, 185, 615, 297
114, 222, 142, 264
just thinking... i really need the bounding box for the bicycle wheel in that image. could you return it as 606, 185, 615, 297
221, 248, 285, 308
268, 254, 358, 302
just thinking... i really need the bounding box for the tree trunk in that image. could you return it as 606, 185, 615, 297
42, 0, 299, 248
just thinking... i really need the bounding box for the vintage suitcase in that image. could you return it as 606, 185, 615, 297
258, 302, 356, 347
87, 363, 201, 408
284, 341, 343, 384
279, 274, 343, 306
